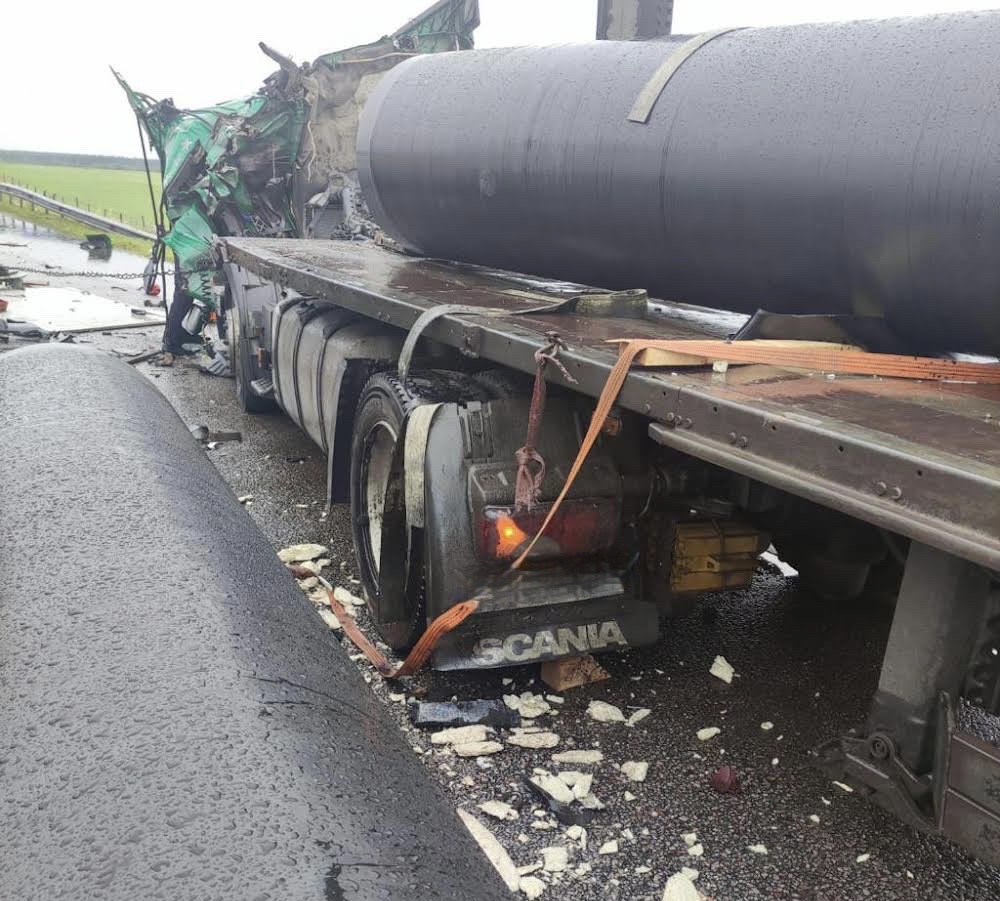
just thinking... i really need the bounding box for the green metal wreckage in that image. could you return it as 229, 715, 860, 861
115, 0, 480, 352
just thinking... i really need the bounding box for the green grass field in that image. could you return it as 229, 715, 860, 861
0, 160, 161, 231
0, 160, 162, 255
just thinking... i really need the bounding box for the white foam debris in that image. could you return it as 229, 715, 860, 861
317, 609, 341, 631
557, 771, 594, 799
517, 863, 543, 876
587, 700, 626, 723
626, 708, 651, 728
821, 796, 831, 806
574, 863, 592, 877
747, 844, 768, 855
681, 867, 699, 882
833, 781, 854, 793
237, 494, 254, 504
505, 692, 552, 719
623, 791, 637, 802
635, 865, 651, 874
681, 832, 698, 848
455, 741, 504, 758
566, 824, 587, 850
457, 809, 520, 891
662, 872, 700, 901
579, 794, 605, 810
906, 870, 914, 879
771, 758, 779, 766
509, 730, 560, 749
541, 846, 569, 872
760, 721, 774, 731
621, 761, 649, 783
696, 727, 721, 741
808, 814, 820, 824
552, 749, 603, 765
297, 576, 319, 590
388, 692, 406, 703
709, 655, 735, 684
333, 586, 366, 608
598, 840, 619, 855
530, 773, 575, 805
480, 801, 519, 821
856, 853, 871, 864
621, 828, 635, 842
519, 876, 546, 899
687, 843, 704, 858
545, 695, 564, 704
278, 543, 328, 563
432, 725, 489, 745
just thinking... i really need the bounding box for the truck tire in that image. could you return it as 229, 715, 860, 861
226, 288, 275, 414
350, 371, 495, 649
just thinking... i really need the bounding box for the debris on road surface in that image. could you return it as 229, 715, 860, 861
432, 725, 490, 745
696, 727, 721, 741
687, 843, 704, 858
625, 707, 651, 727
519, 875, 546, 899
681, 867, 699, 881
748, 843, 769, 855
505, 692, 553, 718
760, 721, 774, 731
508, 729, 560, 749
557, 771, 593, 799
457, 809, 521, 892
541, 846, 569, 872
709, 765, 741, 794
598, 840, 618, 855
237, 494, 253, 504
529, 773, 575, 805
541, 655, 610, 691
480, 800, 519, 821
552, 749, 603, 765
856, 853, 871, 863
808, 814, 820, 824
278, 543, 328, 563
621, 761, 649, 782
709, 655, 736, 684
317, 609, 341, 631
412, 699, 520, 729
662, 872, 701, 901
833, 780, 855, 793
681, 833, 698, 848
587, 700, 625, 723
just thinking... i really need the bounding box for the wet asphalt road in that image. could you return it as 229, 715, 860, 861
3, 231, 1000, 900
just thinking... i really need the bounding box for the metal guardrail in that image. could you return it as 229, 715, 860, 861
0, 182, 156, 242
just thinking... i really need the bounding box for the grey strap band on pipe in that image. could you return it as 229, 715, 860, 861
627, 27, 744, 124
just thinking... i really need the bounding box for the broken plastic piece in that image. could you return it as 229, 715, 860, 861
412, 700, 520, 729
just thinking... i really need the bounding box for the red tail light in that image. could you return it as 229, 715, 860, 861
476, 498, 619, 562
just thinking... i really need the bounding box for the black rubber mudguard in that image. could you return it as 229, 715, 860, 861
0, 345, 509, 901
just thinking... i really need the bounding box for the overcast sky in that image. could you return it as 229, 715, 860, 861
2, 1, 998, 157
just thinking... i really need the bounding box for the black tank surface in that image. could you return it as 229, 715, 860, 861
358, 11, 1000, 355
0, 344, 509, 901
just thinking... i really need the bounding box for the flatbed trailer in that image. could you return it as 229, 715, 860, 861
219, 235, 1000, 865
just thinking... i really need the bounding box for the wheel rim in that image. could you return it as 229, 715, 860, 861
362, 421, 397, 578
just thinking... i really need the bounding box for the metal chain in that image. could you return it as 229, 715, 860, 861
10, 264, 176, 280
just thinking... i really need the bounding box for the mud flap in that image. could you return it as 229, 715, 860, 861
432, 572, 659, 670
940, 716, 1000, 866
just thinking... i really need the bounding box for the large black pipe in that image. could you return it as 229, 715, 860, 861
0, 345, 509, 901
358, 12, 1000, 354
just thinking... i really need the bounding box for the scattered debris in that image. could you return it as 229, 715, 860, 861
687, 843, 704, 858
625, 707, 651, 728
681, 867, 699, 881
505, 692, 553, 718
529, 773, 575, 805
747, 844, 768, 855
771, 757, 779, 766
760, 721, 774, 731
821, 796, 831, 806
598, 840, 618, 855
552, 749, 603, 766
662, 872, 700, 901
541, 846, 569, 872
709, 765, 741, 794
519, 875, 546, 899
557, 771, 593, 799
455, 739, 504, 758
189, 424, 242, 445
297, 576, 319, 590
587, 700, 626, 723
709, 655, 735, 684
541, 655, 610, 691
623, 790, 636, 802
833, 780, 855, 793
856, 853, 871, 863
457, 809, 520, 891
278, 543, 328, 563
566, 824, 587, 849
681, 833, 698, 848
621, 761, 649, 783
696, 727, 721, 741
433, 724, 491, 746
237, 494, 254, 504
480, 800, 519, 821
317, 609, 341, 630
508, 729, 560, 749
414, 700, 521, 729
808, 814, 820, 824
